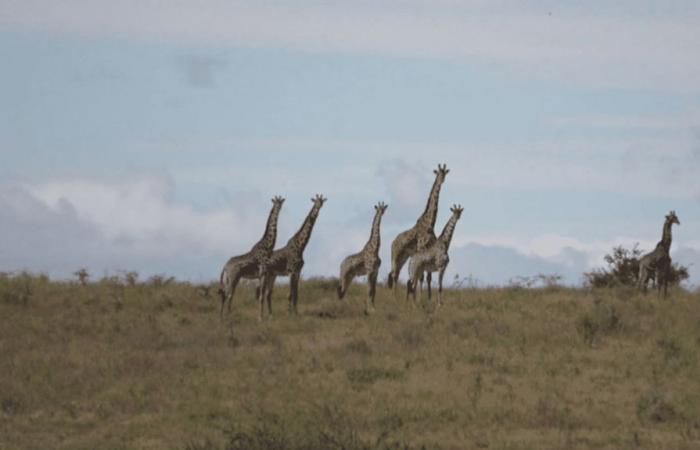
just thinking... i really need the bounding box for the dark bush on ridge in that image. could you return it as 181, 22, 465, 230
584, 244, 689, 288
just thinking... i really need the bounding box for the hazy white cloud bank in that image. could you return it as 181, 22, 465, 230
1, 172, 698, 286
2, 1, 699, 91
0, 175, 266, 279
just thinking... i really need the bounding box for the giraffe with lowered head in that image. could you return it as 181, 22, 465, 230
336, 202, 388, 314
406, 204, 463, 307
387, 164, 449, 293
638, 210, 680, 297
218, 196, 285, 318
259, 194, 326, 319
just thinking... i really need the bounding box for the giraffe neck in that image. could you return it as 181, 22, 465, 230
660, 219, 673, 252
289, 204, 320, 253
257, 204, 282, 250
416, 174, 443, 229
363, 211, 383, 255
438, 213, 460, 250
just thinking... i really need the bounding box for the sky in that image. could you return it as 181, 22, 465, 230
1, 0, 699, 286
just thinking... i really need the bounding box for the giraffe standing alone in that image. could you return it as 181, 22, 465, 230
259, 194, 326, 319
387, 164, 449, 294
406, 204, 463, 307
336, 202, 388, 314
218, 196, 285, 318
638, 210, 680, 297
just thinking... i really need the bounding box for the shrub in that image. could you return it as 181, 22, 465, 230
74, 267, 90, 286
576, 303, 623, 346
637, 391, 679, 423
346, 367, 404, 386
507, 273, 563, 289
584, 244, 689, 288
213, 407, 416, 450
344, 339, 373, 356
0, 272, 33, 305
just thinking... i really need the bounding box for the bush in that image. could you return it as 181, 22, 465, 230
576, 303, 623, 346
584, 244, 689, 288
214, 407, 416, 450
346, 367, 404, 386
637, 391, 679, 423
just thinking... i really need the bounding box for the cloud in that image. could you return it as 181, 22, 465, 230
206, 135, 700, 201
0, 175, 268, 280
376, 159, 431, 224
178, 55, 227, 88
674, 246, 700, 286
1, 171, 698, 286
447, 242, 590, 286
2, 1, 699, 91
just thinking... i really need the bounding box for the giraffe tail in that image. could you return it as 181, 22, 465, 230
387, 271, 394, 289
218, 269, 227, 301
336, 284, 345, 300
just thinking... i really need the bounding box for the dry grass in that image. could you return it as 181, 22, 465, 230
1, 273, 700, 449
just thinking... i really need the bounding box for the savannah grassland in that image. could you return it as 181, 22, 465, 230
1, 273, 700, 450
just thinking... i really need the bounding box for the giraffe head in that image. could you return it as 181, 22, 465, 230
271, 195, 285, 207
374, 201, 388, 216
433, 163, 449, 185
667, 210, 680, 225
310, 194, 327, 215
450, 204, 464, 219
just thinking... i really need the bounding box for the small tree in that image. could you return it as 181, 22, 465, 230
74, 268, 90, 286
584, 244, 689, 288
123, 271, 139, 287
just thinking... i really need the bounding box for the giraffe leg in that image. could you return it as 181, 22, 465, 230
638, 265, 649, 293
416, 274, 423, 307
390, 250, 411, 294
224, 270, 242, 317
264, 275, 276, 318
266, 280, 273, 316
259, 279, 265, 322
219, 271, 228, 319
289, 272, 300, 314
426, 272, 432, 301
367, 271, 378, 314
658, 262, 670, 299
437, 268, 445, 308
258, 274, 268, 322
337, 266, 355, 300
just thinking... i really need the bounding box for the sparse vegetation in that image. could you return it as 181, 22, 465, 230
1, 273, 699, 449
584, 244, 689, 288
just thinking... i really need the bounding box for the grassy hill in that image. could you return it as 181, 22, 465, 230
1, 273, 699, 449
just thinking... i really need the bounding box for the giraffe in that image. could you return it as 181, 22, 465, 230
217, 196, 284, 318
406, 204, 463, 307
638, 210, 680, 297
336, 202, 388, 314
387, 164, 449, 293
259, 194, 326, 319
